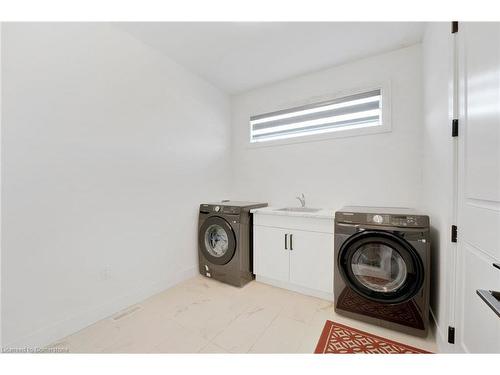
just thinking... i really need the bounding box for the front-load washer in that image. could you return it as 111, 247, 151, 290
334, 206, 431, 336
198, 201, 267, 287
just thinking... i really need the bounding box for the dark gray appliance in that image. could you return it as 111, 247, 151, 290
198, 201, 267, 287
334, 206, 431, 337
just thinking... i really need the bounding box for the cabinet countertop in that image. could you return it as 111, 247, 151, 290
250, 206, 335, 220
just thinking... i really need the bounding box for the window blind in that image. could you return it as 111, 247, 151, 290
250, 89, 382, 143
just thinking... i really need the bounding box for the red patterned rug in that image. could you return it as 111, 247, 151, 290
314, 320, 431, 354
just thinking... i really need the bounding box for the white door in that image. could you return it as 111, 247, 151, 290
289, 230, 333, 294
455, 22, 500, 353
253, 226, 290, 282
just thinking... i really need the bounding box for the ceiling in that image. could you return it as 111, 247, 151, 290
118, 22, 426, 94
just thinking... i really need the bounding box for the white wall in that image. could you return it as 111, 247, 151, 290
1, 23, 231, 347
0, 23, 3, 349
421, 23, 455, 352
230, 45, 423, 211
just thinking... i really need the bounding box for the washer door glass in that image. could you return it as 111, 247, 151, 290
351, 244, 408, 293
199, 216, 237, 266
204, 224, 229, 258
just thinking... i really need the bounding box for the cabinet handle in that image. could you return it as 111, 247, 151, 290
290, 234, 293, 250
285, 233, 288, 250
476, 289, 500, 318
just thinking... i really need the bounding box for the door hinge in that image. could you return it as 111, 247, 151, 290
448, 326, 455, 344
452, 119, 459, 137
452, 21, 458, 34
451, 225, 458, 243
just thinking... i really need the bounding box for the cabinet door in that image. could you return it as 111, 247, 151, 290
289, 230, 334, 293
253, 225, 289, 282
459, 245, 500, 353
455, 22, 500, 353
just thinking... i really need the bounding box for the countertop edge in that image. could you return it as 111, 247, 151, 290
250, 207, 335, 219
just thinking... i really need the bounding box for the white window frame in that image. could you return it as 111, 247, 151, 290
247, 82, 392, 148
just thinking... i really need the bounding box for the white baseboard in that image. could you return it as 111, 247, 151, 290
3, 266, 197, 349
256, 275, 334, 302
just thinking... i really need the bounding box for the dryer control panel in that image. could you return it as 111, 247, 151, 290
335, 209, 429, 228
366, 214, 420, 227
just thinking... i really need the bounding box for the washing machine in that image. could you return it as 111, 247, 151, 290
334, 206, 430, 337
198, 201, 267, 287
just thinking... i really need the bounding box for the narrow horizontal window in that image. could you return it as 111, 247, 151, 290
250, 89, 382, 143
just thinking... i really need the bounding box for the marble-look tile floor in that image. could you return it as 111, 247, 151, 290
48, 276, 437, 353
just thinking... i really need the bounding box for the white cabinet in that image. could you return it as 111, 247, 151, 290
254, 226, 290, 283
289, 230, 333, 294
460, 245, 500, 353
253, 213, 334, 300
454, 23, 500, 353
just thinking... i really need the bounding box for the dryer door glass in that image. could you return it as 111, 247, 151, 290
204, 224, 229, 257
351, 244, 408, 293
338, 230, 424, 304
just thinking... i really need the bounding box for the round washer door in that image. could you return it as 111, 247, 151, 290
338, 230, 424, 304
199, 216, 236, 265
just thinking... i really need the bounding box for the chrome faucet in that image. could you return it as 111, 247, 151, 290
296, 193, 306, 208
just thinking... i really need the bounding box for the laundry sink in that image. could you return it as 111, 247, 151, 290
276, 207, 322, 213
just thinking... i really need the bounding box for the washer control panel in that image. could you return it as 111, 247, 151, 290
199, 204, 241, 215
220, 206, 240, 215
